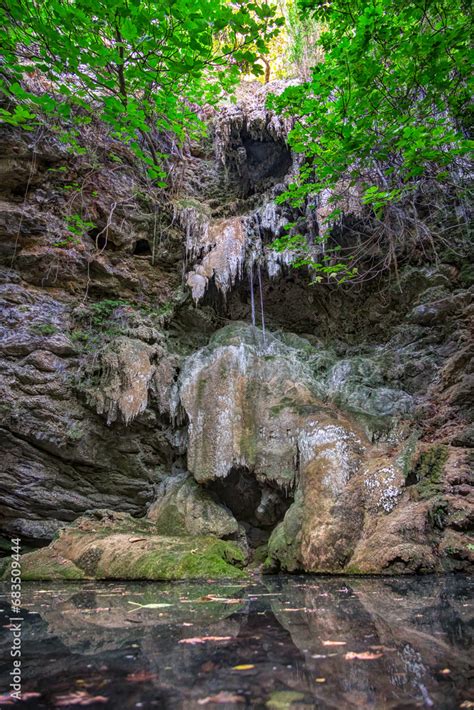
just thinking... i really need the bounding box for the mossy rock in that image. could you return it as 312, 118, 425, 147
6, 512, 247, 581
1, 550, 86, 581
252, 543, 269, 566
264, 493, 303, 573
97, 536, 246, 581
147, 477, 238, 539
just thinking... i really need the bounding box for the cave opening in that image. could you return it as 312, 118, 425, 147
224, 126, 293, 198
88, 227, 117, 251
242, 133, 292, 192
207, 466, 293, 551
133, 238, 152, 256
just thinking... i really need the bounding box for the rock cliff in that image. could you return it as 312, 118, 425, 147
1, 83, 472, 578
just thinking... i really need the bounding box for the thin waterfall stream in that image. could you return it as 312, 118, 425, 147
249, 265, 256, 328
257, 263, 266, 345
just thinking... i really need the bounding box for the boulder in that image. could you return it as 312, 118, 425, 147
147, 474, 239, 538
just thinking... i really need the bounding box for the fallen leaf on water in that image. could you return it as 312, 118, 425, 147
178, 636, 232, 645
345, 651, 383, 660
54, 691, 108, 706
322, 640, 347, 646
199, 595, 241, 604
197, 692, 245, 705
439, 668, 451, 675
126, 671, 158, 682
0, 695, 14, 705
232, 664, 255, 670
315, 678, 326, 684
127, 602, 172, 610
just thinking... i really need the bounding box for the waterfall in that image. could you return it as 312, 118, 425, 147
257, 264, 266, 345
249, 266, 256, 327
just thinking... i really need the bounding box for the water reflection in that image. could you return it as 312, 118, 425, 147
0, 576, 472, 708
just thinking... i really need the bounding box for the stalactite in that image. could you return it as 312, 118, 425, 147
176, 82, 330, 305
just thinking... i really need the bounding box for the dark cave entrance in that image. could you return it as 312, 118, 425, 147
207, 466, 293, 550
133, 238, 152, 255
88, 227, 118, 251
242, 132, 292, 193
223, 124, 292, 198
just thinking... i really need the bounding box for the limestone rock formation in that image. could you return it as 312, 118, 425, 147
177, 323, 473, 574
0, 83, 472, 578
147, 473, 239, 539
83, 336, 156, 425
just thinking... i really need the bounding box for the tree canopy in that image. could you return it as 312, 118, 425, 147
269, 0, 472, 280
0, 0, 282, 181
0, 0, 471, 281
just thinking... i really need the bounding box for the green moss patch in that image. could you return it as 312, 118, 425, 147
7, 517, 247, 581
10, 550, 86, 581
409, 445, 449, 499
95, 536, 246, 581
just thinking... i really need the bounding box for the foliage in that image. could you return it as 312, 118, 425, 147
271, 227, 357, 283
87, 299, 132, 327
244, 0, 322, 82
52, 214, 96, 248
0, 0, 282, 181
31, 323, 58, 336
282, 0, 323, 79
269, 0, 472, 280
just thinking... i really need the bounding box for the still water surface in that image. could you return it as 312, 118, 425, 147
0, 575, 472, 709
